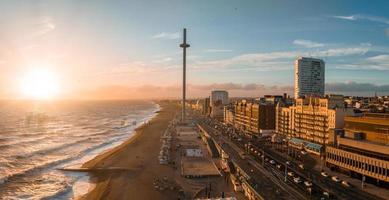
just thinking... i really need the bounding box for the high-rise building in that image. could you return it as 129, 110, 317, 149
210, 90, 229, 120
294, 57, 325, 98
210, 90, 229, 106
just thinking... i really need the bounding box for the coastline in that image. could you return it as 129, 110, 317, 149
79, 102, 179, 200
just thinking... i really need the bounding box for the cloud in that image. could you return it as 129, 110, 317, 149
75, 81, 389, 99
32, 16, 56, 37
153, 57, 172, 63
363, 54, 389, 69
193, 45, 370, 71
151, 32, 180, 39
293, 39, 325, 48
204, 49, 233, 53
75, 83, 294, 99
333, 14, 389, 25
333, 15, 357, 21
326, 82, 389, 92
313, 46, 369, 57
366, 54, 389, 62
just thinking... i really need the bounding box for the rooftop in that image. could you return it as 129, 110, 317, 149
345, 116, 389, 126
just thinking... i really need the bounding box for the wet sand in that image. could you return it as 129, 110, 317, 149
81, 102, 180, 200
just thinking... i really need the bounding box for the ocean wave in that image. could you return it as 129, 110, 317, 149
0, 101, 159, 199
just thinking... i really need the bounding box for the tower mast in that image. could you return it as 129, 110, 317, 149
180, 28, 190, 122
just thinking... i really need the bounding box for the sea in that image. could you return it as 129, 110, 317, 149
0, 100, 159, 200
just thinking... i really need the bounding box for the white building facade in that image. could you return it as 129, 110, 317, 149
294, 57, 325, 98
210, 90, 229, 106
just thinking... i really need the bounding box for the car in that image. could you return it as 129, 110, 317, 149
287, 172, 294, 177
298, 164, 304, 169
293, 177, 302, 183
323, 191, 330, 197
300, 150, 307, 155
341, 180, 351, 187
331, 176, 341, 182
321, 171, 329, 177
276, 164, 282, 169
286, 161, 291, 165
269, 160, 276, 165
304, 181, 312, 187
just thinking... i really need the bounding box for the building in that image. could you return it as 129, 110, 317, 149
210, 90, 229, 106
294, 57, 325, 98
276, 95, 346, 152
257, 94, 294, 105
234, 100, 275, 135
224, 104, 235, 125
210, 91, 229, 120
202, 97, 211, 115
326, 114, 389, 183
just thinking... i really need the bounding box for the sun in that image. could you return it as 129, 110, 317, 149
20, 68, 60, 100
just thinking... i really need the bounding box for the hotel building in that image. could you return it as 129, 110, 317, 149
326, 113, 389, 183
276, 95, 346, 153
294, 57, 325, 98
234, 100, 275, 135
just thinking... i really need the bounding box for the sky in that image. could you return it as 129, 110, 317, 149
1, 0, 389, 99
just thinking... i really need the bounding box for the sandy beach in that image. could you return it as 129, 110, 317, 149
80, 102, 180, 200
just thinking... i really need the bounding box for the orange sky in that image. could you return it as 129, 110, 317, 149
1, 1, 388, 100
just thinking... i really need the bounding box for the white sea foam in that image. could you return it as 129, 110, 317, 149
0, 100, 159, 200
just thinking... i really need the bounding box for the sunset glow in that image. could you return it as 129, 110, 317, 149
20, 68, 60, 99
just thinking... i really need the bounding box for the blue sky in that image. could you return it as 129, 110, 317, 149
1, 0, 389, 98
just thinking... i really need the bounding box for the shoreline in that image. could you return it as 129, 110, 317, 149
79, 102, 179, 200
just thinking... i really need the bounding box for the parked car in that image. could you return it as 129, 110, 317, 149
341, 180, 351, 187
276, 164, 282, 169
301, 150, 307, 155
321, 171, 329, 177
287, 172, 294, 177
298, 164, 304, 169
269, 160, 276, 165
323, 191, 330, 197
331, 176, 341, 182
286, 161, 291, 165
304, 181, 312, 187
293, 177, 302, 183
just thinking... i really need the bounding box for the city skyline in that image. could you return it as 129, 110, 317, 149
1, 0, 389, 99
